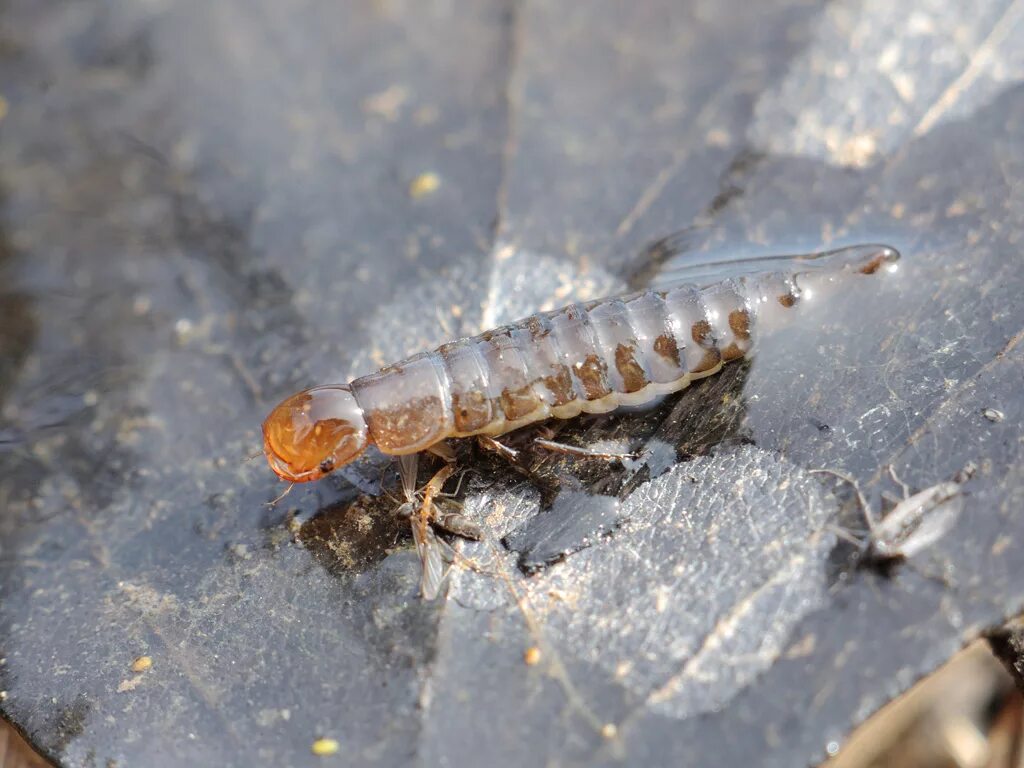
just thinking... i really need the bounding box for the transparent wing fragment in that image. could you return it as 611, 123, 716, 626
411, 513, 456, 600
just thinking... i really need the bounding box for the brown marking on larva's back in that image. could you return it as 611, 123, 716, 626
574, 354, 610, 400
500, 385, 542, 420
685, 318, 721, 371
691, 319, 713, 346
615, 343, 648, 393
729, 309, 751, 340
859, 254, 885, 274
692, 347, 722, 373
653, 333, 681, 367
778, 293, 797, 307
720, 343, 745, 362
362, 396, 445, 453
542, 366, 575, 406
477, 326, 546, 422
451, 390, 491, 433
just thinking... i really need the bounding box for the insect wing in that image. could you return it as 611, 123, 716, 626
398, 453, 419, 503
410, 515, 456, 600
897, 499, 962, 559
872, 482, 961, 547
887, 489, 963, 560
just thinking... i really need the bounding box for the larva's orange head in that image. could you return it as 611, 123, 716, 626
262, 385, 369, 482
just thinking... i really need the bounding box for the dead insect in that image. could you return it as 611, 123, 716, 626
395, 454, 482, 599
811, 463, 974, 572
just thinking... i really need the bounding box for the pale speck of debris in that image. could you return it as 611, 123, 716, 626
311, 738, 340, 757
361, 84, 409, 121
705, 127, 731, 147
409, 172, 441, 199
132, 295, 152, 315
982, 408, 1004, 422
654, 585, 670, 613
836, 133, 878, 167
946, 200, 968, 217
413, 104, 440, 125
173, 318, 195, 343
992, 534, 1012, 556
117, 677, 142, 693
495, 243, 516, 261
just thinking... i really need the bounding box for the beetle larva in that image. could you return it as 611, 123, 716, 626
262, 243, 899, 483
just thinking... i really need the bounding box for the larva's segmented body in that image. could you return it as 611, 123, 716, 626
262, 244, 899, 484
350, 281, 758, 454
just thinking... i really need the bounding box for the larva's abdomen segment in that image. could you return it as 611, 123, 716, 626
548, 304, 613, 404
478, 326, 546, 423
349, 353, 454, 454
587, 297, 648, 395
621, 290, 687, 386
437, 340, 493, 434
697, 281, 755, 362
350, 283, 761, 452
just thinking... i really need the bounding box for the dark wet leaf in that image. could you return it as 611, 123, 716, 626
1, 1, 1023, 767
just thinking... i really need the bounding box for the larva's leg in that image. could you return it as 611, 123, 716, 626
476, 435, 520, 462
427, 441, 457, 464
533, 437, 636, 462
266, 482, 295, 506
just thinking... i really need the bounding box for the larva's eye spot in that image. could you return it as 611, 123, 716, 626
262, 386, 369, 482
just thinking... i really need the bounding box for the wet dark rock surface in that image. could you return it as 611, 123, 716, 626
1, 1, 1022, 766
